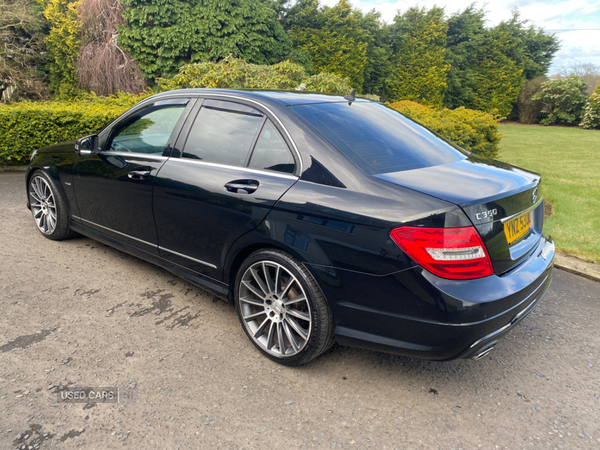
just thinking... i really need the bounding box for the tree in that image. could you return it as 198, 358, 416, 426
470, 27, 524, 116
443, 5, 486, 110
533, 75, 589, 125
443, 5, 524, 116
40, 0, 81, 97
356, 9, 391, 98
386, 6, 449, 107
495, 10, 560, 80
118, 0, 292, 81
77, 0, 146, 96
0, 0, 49, 101
289, 0, 368, 92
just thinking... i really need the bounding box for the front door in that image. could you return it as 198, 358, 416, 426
73, 97, 192, 254
153, 98, 299, 279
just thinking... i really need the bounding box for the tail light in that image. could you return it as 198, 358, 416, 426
390, 226, 494, 280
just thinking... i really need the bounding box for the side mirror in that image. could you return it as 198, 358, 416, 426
76, 135, 99, 155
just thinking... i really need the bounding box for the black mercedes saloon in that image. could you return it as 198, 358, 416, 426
26, 89, 555, 365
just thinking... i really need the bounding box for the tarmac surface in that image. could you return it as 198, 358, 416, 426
1, 171, 599, 450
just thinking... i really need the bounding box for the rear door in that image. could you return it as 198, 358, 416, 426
152, 97, 299, 280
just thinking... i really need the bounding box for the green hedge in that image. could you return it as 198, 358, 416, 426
387, 100, 502, 159
0, 93, 147, 165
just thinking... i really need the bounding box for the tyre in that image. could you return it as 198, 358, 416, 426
28, 171, 75, 241
234, 249, 335, 366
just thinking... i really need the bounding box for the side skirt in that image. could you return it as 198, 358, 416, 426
70, 222, 230, 300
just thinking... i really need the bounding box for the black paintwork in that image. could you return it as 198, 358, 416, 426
27, 89, 555, 360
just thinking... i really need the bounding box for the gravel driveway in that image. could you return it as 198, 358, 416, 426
1, 171, 599, 450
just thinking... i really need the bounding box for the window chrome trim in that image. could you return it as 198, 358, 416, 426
193, 93, 303, 174
98, 91, 302, 174
158, 246, 217, 269
171, 157, 299, 181
98, 152, 168, 161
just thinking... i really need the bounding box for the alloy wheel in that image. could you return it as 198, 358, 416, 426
238, 261, 312, 358
30, 176, 57, 235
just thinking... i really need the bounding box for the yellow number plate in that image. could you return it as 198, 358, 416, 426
504, 211, 532, 245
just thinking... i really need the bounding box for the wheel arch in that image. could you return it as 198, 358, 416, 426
225, 241, 300, 304
26, 164, 70, 213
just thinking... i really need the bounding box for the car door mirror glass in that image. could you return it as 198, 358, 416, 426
76, 135, 99, 155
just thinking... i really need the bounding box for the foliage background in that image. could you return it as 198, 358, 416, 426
118, 0, 292, 81
388, 100, 501, 159
0, 0, 50, 101
158, 56, 351, 93
40, 0, 81, 98
0, 92, 147, 164
533, 75, 589, 125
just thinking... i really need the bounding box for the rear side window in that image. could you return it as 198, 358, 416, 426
248, 120, 295, 174
291, 102, 466, 174
182, 100, 264, 166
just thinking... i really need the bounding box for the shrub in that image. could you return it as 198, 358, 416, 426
360, 93, 381, 102
388, 100, 501, 159
517, 77, 546, 124
533, 75, 589, 125
580, 94, 600, 129
158, 56, 352, 94
41, 0, 82, 97
0, 92, 149, 164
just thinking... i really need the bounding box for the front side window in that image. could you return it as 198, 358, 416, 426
109, 103, 187, 155
248, 120, 295, 174
182, 100, 264, 166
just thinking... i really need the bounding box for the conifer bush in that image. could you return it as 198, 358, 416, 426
388, 100, 501, 159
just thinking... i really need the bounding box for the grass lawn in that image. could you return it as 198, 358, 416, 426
498, 124, 600, 264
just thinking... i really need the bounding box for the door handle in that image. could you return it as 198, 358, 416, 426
224, 180, 259, 194
128, 168, 151, 180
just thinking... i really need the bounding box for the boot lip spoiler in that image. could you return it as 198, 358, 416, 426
501, 196, 544, 224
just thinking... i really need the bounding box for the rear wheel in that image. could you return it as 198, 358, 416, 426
28, 171, 75, 241
234, 249, 335, 366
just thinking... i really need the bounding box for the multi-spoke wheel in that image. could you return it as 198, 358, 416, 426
30, 175, 57, 235
28, 171, 75, 240
235, 249, 335, 366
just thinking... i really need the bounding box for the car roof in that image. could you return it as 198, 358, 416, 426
154, 88, 370, 107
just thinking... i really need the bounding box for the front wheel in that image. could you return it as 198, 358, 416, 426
234, 249, 335, 366
28, 171, 75, 241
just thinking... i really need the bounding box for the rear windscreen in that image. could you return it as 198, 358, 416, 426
291, 102, 466, 174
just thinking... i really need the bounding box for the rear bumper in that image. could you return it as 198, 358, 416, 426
310, 235, 555, 360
